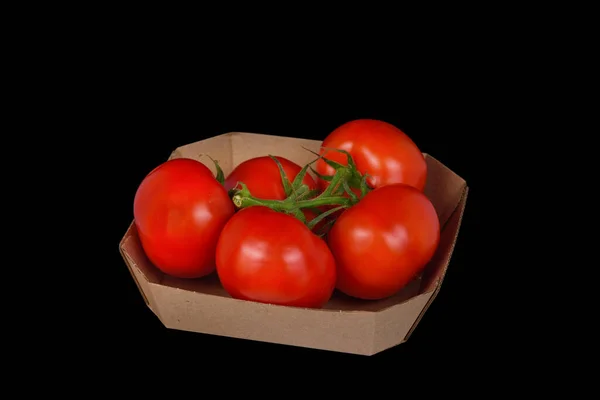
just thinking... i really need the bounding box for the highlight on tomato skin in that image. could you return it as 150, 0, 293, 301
215, 206, 337, 309
327, 183, 440, 301
315, 119, 428, 193
133, 158, 235, 279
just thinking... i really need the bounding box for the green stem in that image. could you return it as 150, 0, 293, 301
296, 196, 351, 208
232, 193, 351, 210
306, 205, 345, 231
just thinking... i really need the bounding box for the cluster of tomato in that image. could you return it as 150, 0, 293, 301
133, 119, 440, 309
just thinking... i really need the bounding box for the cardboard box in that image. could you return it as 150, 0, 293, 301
119, 132, 468, 356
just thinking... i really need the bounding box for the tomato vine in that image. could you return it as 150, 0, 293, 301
209, 149, 372, 234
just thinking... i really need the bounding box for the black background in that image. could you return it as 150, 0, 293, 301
12, 9, 554, 390
88, 79, 493, 379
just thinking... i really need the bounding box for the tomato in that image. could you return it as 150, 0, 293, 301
134, 158, 235, 279
327, 184, 440, 300
224, 156, 317, 200
224, 155, 325, 231
316, 119, 427, 193
216, 206, 336, 308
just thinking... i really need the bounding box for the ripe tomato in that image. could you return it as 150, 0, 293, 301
327, 184, 440, 300
316, 119, 427, 193
224, 156, 317, 200
224, 155, 325, 231
134, 158, 235, 279
216, 206, 336, 308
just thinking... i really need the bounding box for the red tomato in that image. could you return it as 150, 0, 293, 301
134, 158, 235, 279
224, 155, 324, 231
327, 184, 440, 300
216, 206, 336, 308
224, 156, 317, 200
316, 119, 427, 193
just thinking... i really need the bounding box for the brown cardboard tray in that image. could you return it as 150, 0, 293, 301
119, 131, 468, 356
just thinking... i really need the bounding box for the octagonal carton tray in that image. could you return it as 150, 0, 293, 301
119, 132, 468, 356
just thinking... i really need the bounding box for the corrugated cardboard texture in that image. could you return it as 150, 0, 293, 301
119, 132, 468, 355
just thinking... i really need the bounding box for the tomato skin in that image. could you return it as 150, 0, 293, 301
316, 119, 427, 192
134, 158, 235, 279
216, 206, 336, 308
327, 184, 440, 300
224, 156, 317, 200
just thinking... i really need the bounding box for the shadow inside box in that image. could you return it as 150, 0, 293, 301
158, 268, 422, 313
160, 272, 229, 297
322, 277, 422, 312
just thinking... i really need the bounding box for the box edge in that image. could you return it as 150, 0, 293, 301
403, 184, 469, 341
119, 220, 163, 318
119, 222, 151, 307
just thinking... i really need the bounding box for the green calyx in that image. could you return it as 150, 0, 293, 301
306, 147, 372, 199
198, 154, 226, 185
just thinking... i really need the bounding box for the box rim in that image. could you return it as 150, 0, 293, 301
118, 221, 151, 307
